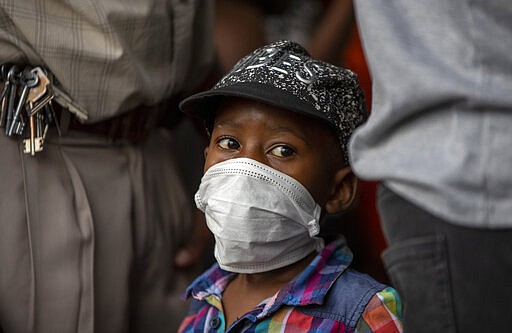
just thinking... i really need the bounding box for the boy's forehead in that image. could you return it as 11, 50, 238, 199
214, 97, 339, 143
215, 97, 301, 124
215, 97, 304, 124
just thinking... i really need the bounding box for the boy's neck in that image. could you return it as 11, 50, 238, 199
222, 251, 317, 328
236, 254, 313, 286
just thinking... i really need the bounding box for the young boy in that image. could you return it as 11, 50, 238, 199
178, 40, 402, 332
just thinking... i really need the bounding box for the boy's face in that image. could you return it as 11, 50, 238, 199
204, 97, 345, 207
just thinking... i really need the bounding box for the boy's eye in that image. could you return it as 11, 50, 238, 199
269, 145, 295, 158
217, 137, 240, 150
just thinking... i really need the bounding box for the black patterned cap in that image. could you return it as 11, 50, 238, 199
179, 40, 368, 165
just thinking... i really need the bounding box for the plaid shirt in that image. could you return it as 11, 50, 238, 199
179, 236, 403, 332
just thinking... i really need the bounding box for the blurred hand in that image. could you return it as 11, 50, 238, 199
174, 209, 213, 269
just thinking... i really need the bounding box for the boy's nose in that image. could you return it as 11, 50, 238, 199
239, 145, 267, 166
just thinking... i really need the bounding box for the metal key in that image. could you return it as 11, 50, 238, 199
4, 65, 20, 134
24, 108, 39, 155
35, 111, 47, 151
23, 107, 47, 155
24, 94, 54, 155
53, 85, 88, 122
26, 67, 54, 116
22, 67, 56, 154
0, 101, 7, 128
7, 69, 39, 136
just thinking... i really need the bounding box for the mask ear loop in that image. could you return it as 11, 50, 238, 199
194, 191, 206, 212
306, 205, 322, 237
308, 205, 325, 253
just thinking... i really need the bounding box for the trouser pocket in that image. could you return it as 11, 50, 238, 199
382, 234, 457, 333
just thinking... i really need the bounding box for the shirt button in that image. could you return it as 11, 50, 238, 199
210, 317, 221, 329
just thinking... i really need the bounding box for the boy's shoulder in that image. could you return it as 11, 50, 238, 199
299, 267, 387, 327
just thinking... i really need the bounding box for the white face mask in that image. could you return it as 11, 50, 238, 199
195, 158, 324, 273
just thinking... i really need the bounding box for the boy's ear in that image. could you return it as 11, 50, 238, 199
203, 146, 209, 160
325, 167, 358, 214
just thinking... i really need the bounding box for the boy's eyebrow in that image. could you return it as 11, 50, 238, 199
213, 119, 244, 132
267, 125, 310, 145
214, 119, 238, 128
215, 119, 310, 145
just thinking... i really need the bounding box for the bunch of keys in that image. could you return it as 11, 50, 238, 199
0, 65, 56, 155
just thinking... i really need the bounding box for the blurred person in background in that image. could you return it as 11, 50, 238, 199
0, 1, 214, 332
351, 0, 512, 331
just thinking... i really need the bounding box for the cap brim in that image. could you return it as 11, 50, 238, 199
179, 81, 333, 126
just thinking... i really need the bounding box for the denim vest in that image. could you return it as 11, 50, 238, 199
300, 268, 386, 329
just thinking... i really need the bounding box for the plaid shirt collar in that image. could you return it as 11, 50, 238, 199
184, 235, 353, 319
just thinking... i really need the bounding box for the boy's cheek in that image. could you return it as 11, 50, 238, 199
203, 149, 230, 172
